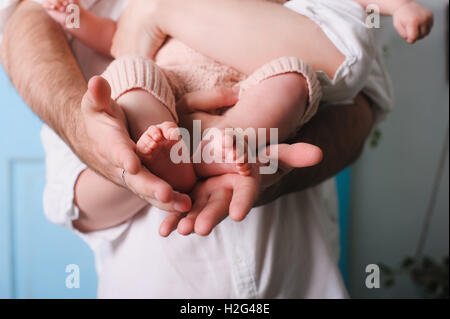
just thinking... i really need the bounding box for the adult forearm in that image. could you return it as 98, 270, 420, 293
1, 1, 86, 149
256, 94, 374, 206
1, 2, 193, 229
1, 2, 142, 227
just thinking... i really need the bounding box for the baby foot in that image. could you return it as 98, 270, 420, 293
137, 121, 197, 193
43, 0, 81, 26
137, 121, 180, 158
194, 128, 253, 178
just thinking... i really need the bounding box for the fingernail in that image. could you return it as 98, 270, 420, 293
174, 202, 185, 212
154, 192, 161, 202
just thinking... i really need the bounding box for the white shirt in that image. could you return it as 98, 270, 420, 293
0, 0, 393, 298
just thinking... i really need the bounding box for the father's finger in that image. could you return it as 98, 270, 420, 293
125, 167, 192, 212
82, 76, 141, 174
259, 143, 322, 189
266, 143, 323, 168
177, 195, 209, 236
82, 76, 113, 114
229, 176, 259, 222
177, 86, 239, 114
159, 212, 186, 237
194, 189, 233, 236
146, 192, 193, 214
110, 139, 142, 175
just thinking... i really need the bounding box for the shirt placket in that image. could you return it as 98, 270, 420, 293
231, 246, 258, 298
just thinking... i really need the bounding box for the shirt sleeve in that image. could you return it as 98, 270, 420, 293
41, 125, 132, 251
362, 44, 395, 125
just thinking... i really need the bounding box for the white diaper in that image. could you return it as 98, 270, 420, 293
285, 0, 376, 105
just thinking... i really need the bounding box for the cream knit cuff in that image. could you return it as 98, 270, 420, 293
101, 55, 178, 122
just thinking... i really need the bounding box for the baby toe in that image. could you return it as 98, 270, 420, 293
148, 125, 163, 142
137, 130, 158, 154
43, 0, 56, 9
168, 127, 181, 141
158, 121, 180, 140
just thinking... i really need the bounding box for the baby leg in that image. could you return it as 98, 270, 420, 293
103, 56, 197, 193
192, 93, 314, 177
118, 91, 196, 193
194, 57, 321, 178
224, 57, 321, 145
225, 73, 308, 146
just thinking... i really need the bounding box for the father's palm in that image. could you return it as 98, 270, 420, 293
160, 169, 261, 237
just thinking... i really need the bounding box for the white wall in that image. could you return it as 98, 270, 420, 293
349, 0, 449, 298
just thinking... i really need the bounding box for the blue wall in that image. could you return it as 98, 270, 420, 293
0, 65, 97, 298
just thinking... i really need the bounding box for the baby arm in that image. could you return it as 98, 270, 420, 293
354, 0, 433, 43
43, 0, 116, 56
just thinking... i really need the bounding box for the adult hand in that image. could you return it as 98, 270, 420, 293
158, 87, 322, 236
111, 0, 166, 58
159, 143, 322, 237
79, 76, 191, 212
159, 170, 260, 237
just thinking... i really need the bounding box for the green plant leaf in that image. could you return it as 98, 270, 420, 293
369, 128, 382, 148
422, 256, 435, 269
401, 257, 416, 269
